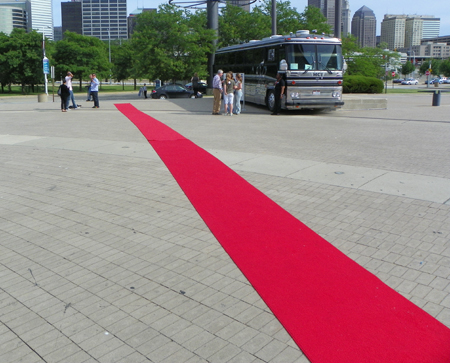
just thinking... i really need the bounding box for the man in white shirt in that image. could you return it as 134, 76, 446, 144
90, 73, 100, 108
65, 72, 78, 109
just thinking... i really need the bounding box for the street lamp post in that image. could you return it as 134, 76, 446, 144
41, 26, 51, 95
108, 28, 112, 85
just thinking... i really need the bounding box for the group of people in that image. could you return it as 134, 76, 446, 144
58, 72, 100, 112
212, 70, 243, 116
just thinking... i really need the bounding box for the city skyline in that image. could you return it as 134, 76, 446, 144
51, 0, 450, 37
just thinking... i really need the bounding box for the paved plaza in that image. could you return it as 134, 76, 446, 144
0, 91, 449, 363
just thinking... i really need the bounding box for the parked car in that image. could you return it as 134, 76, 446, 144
185, 81, 208, 94
392, 78, 404, 84
151, 84, 197, 99
401, 78, 418, 85
427, 78, 443, 85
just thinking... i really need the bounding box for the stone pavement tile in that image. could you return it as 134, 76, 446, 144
135, 334, 172, 356
254, 338, 290, 361
272, 346, 308, 363
126, 327, 160, 349
183, 330, 216, 352
228, 326, 260, 347
436, 308, 450, 326
97, 344, 137, 363
194, 336, 229, 360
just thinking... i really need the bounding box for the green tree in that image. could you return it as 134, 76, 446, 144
439, 59, 450, 77
51, 31, 110, 90
0, 29, 43, 93
401, 62, 415, 77
419, 59, 441, 77
132, 4, 215, 82
111, 40, 136, 89
298, 6, 332, 35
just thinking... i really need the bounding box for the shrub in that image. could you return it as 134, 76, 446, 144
343, 75, 384, 94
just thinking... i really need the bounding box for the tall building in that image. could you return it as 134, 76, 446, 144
380, 15, 406, 50
62, 0, 82, 36
0, 0, 31, 35
30, 0, 53, 40
308, 0, 350, 36
81, 0, 127, 40
381, 15, 440, 50
308, 0, 336, 32
341, 0, 351, 37
351, 6, 376, 47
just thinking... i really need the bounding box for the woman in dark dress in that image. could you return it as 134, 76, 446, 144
58, 79, 71, 112
191, 72, 199, 98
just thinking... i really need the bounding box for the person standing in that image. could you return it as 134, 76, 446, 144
191, 72, 199, 97
65, 71, 78, 109
58, 79, 70, 112
143, 83, 148, 99
224, 72, 235, 116
272, 72, 285, 115
234, 73, 243, 115
212, 69, 223, 115
90, 73, 100, 108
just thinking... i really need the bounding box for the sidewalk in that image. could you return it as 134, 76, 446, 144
0, 93, 449, 363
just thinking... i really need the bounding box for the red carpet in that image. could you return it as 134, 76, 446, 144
116, 103, 450, 363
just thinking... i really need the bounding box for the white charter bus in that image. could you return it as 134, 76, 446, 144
214, 30, 345, 112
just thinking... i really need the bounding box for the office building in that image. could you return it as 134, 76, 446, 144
309, 0, 351, 36
308, 0, 336, 32
341, 0, 351, 37
351, 6, 376, 48
81, 0, 127, 40
0, 0, 31, 35
62, 0, 82, 36
230, 0, 250, 12
381, 14, 440, 50
30, 0, 53, 40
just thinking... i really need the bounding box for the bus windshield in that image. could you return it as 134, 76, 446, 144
287, 44, 342, 71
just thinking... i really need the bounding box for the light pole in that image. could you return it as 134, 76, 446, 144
41, 26, 51, 95
108, 28, 112, 85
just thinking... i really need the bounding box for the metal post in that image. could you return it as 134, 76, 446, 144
207, 0, 218, 88
334, 0, 342, 38
271, 0, 276, 36
108, 29, 112, 85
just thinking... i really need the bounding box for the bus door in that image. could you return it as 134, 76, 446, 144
256, 60, 267, 105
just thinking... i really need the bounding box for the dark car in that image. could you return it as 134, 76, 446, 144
185, 81, 208, 94
392, 78, 404, 84
151, 84, 196, 99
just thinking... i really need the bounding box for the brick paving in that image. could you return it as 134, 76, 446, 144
0, 92, 449, 362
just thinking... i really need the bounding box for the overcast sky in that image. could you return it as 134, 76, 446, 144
52, 0, 450, 37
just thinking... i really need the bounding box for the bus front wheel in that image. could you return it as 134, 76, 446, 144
267, 91, 276, 112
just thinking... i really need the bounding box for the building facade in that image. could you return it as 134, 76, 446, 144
62, 0, 82, 36
341, 0, 351, 37
127, 8, 155, 38
381, 14, 440, 50
30, 0, 53, 40
308, 0, 336, 32
81, 0, 127, 40
351, 6, 376, 48
0, 0, 31, 35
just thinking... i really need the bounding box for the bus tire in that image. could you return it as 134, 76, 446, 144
267, 90, 276, 112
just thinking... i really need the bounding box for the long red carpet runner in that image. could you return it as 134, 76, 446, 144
116, 104, 450, 363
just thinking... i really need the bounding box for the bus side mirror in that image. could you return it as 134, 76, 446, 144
280, 59, 287, 71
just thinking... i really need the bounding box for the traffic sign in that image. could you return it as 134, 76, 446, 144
391, 71, 395, 77
425, 71, 430, 76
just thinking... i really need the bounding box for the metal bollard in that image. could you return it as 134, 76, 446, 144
432, 90, 441, 106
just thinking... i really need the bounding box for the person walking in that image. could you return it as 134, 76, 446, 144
90, 73, 100, 108
191, 72, 199, 97
212, 69, 223, 115
65, 71, 78, 110
143, 84, 148, 99
272, 72, 285, 115
224, 72, 235, 116
58, 79, 70, 112
234, 73, 243, 115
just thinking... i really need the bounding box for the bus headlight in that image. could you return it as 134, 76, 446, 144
332, 91, 341, 98
290, 92, 300, 99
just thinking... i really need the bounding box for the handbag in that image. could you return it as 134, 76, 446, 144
57, 86, 62, 96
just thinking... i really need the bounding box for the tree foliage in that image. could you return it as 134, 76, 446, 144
439, 59, 450, 77
401, 61, 415, 77
132, 4, 215, 82
0, 29, 43, 93
418, 59, 442, 77
51, 31, 110, 90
